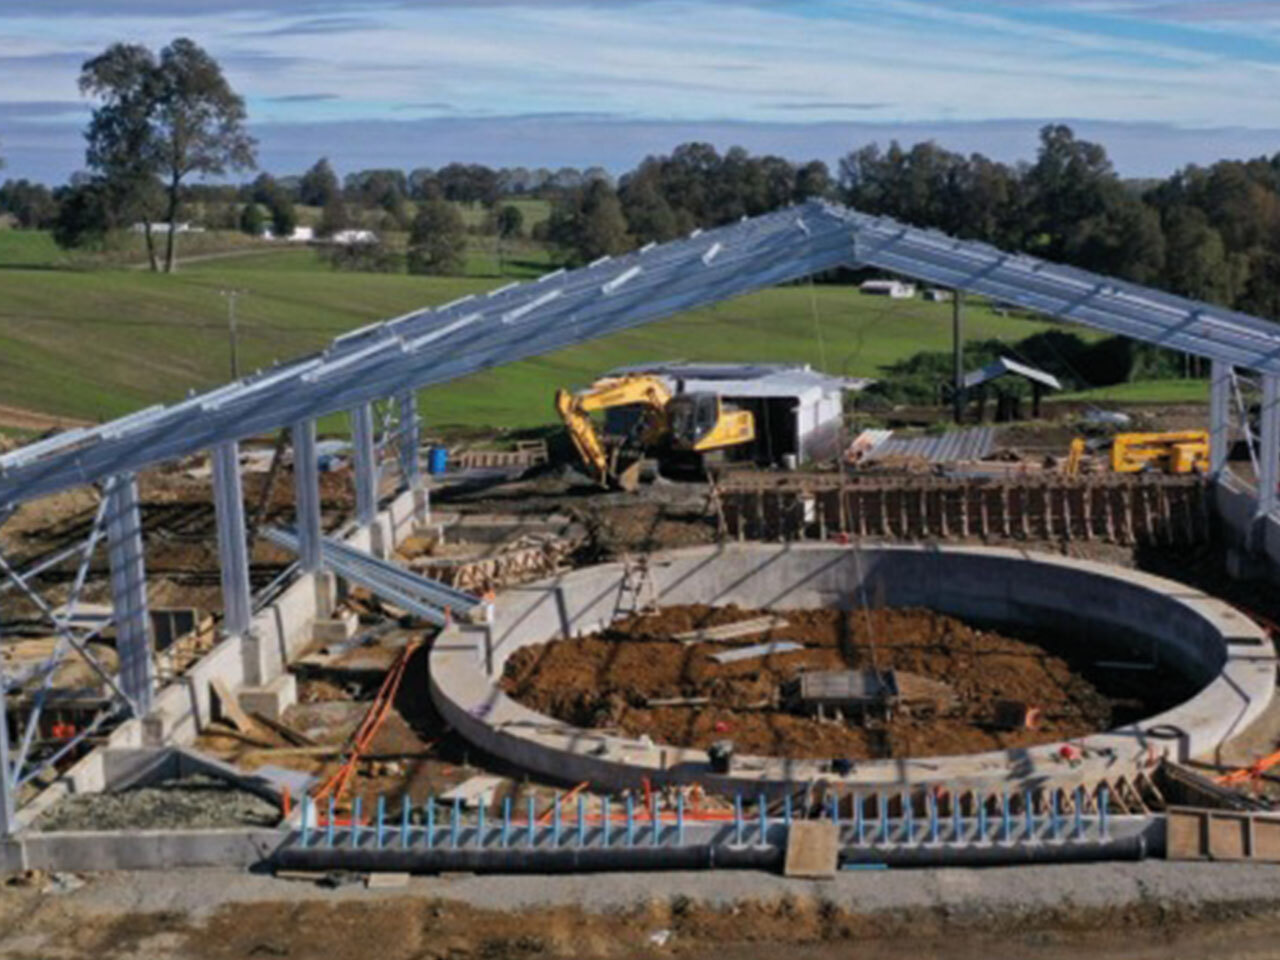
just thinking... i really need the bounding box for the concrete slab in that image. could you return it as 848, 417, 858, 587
784, 821, 838, 879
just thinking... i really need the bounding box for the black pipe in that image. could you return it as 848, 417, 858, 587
273, 834, 1149, 876
275, 843, 781, 875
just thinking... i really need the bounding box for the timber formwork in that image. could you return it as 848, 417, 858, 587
715, 477, 1212, 546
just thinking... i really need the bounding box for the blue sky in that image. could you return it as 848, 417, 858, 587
3, 0, 1280, 182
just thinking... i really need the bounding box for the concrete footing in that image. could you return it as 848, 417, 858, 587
313, 611, 360, 644
239, 675, 298, 722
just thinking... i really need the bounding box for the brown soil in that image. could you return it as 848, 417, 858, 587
502, 604, 1192, 760
5, 876, 1280, 960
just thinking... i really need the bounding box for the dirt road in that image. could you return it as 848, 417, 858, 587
3, 861, 1280, 959
0, 405, 92, 434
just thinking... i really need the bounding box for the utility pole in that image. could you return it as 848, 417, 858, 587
219, 289, 247, 380
952, 289, 965, 424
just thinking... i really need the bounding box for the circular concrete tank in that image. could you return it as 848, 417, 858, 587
430, 544, 1276, 796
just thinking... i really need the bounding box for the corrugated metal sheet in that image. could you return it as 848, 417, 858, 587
861, 426, 996, 464
963, 356, 1062, 392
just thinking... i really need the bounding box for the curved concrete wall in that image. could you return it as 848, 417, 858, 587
431, 544, 1276, 796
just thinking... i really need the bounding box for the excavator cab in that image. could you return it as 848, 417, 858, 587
668, 393, 756, 455
667, 393, 721, 449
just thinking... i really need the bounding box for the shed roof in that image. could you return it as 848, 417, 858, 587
963, 356, 1062, 392
607, 362, 866, 401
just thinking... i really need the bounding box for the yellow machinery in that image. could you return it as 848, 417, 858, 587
555, 375, 756, 490
1064, 431, 1210, 477
1109, 431, 1210, 475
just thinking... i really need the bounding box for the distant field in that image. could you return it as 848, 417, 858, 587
0, 233, 1094, 430
1054, 378, 1209, 405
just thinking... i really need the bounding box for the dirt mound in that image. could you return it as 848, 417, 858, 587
502, 604, 1193, 761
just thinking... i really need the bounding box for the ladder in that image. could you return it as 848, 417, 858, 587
615, 553, 659, 618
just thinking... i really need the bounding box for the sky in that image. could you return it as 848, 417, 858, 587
3, 0, 1280, 183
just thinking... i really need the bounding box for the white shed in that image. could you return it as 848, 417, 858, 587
604, 362, 867, 465
860, 279, 916, 299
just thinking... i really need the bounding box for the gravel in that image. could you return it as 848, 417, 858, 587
34, 774, 281, 832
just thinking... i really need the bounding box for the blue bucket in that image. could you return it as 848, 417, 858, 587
427, 445, 449, 475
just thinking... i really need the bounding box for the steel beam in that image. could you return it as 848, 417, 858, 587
291, 420, 323, 574
1259, 376, 1280, 522
211, 441, 252, 637
105, 473, 153, 713
351, 402, 378, 528
1211, 360, 1232, 477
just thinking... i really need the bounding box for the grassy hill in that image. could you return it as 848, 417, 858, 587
0, 231, 1090, 432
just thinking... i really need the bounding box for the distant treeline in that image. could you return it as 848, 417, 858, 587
547, 125, 1280, 322
5, 120, 1280, 317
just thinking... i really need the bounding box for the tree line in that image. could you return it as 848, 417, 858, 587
544, 126, 1280, 324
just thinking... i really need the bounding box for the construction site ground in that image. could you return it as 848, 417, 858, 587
502, 604, 1193, 760
5, 861, 1280, 958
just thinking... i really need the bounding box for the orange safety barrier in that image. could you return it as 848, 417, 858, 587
1216, 748, 1280, 788
312, 639, 421, 806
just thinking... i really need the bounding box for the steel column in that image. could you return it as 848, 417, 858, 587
211, 441, 252, 637
1259, 376, 1280, 522
1211, 360, 1232, 477
291, 420, 323, 574
105, 473, 154, 713
952, 290, 965, 424
351, 403, 378, 528
0, 674, 14, 837
397, 391, 421, 489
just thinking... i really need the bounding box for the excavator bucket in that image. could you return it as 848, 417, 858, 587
615, 459, 644, 493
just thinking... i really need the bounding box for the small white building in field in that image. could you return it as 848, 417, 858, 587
860, 279, 916, 299
131, 221, 204, 235
330, 229, 378, 246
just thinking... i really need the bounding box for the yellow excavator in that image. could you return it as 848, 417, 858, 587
555, 375, 756, 490
1065, 431, 1210, 477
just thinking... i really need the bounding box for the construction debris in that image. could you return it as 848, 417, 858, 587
440, 775, 504, 810
35, 775, 280, 831
709, 642, 805, 664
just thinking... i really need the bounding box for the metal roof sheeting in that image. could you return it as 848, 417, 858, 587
859, 427, 997, 464
963, 356, 1063, 392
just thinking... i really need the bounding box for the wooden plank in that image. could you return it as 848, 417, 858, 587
784, 821, 839, 879
251, 711, 317, 747
676, 615, 789, 645
1208, 814, 1249, 860
210, 677, 254, 734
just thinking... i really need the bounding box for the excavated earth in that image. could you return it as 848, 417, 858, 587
501, 604, 1196, 760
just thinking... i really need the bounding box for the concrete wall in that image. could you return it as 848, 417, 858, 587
1215, 472, 1280, 583
433, 543, 1277, 798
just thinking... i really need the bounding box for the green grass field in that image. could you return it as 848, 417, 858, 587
1054, 378, 1209, 405
0, 230, 1112, 429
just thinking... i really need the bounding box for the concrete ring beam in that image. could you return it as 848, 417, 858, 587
430, 543, 1276, 798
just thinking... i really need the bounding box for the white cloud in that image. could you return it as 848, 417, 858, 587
2, 0, 1279, 179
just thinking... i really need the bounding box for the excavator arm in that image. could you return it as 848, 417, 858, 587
554, 377, 673, 488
